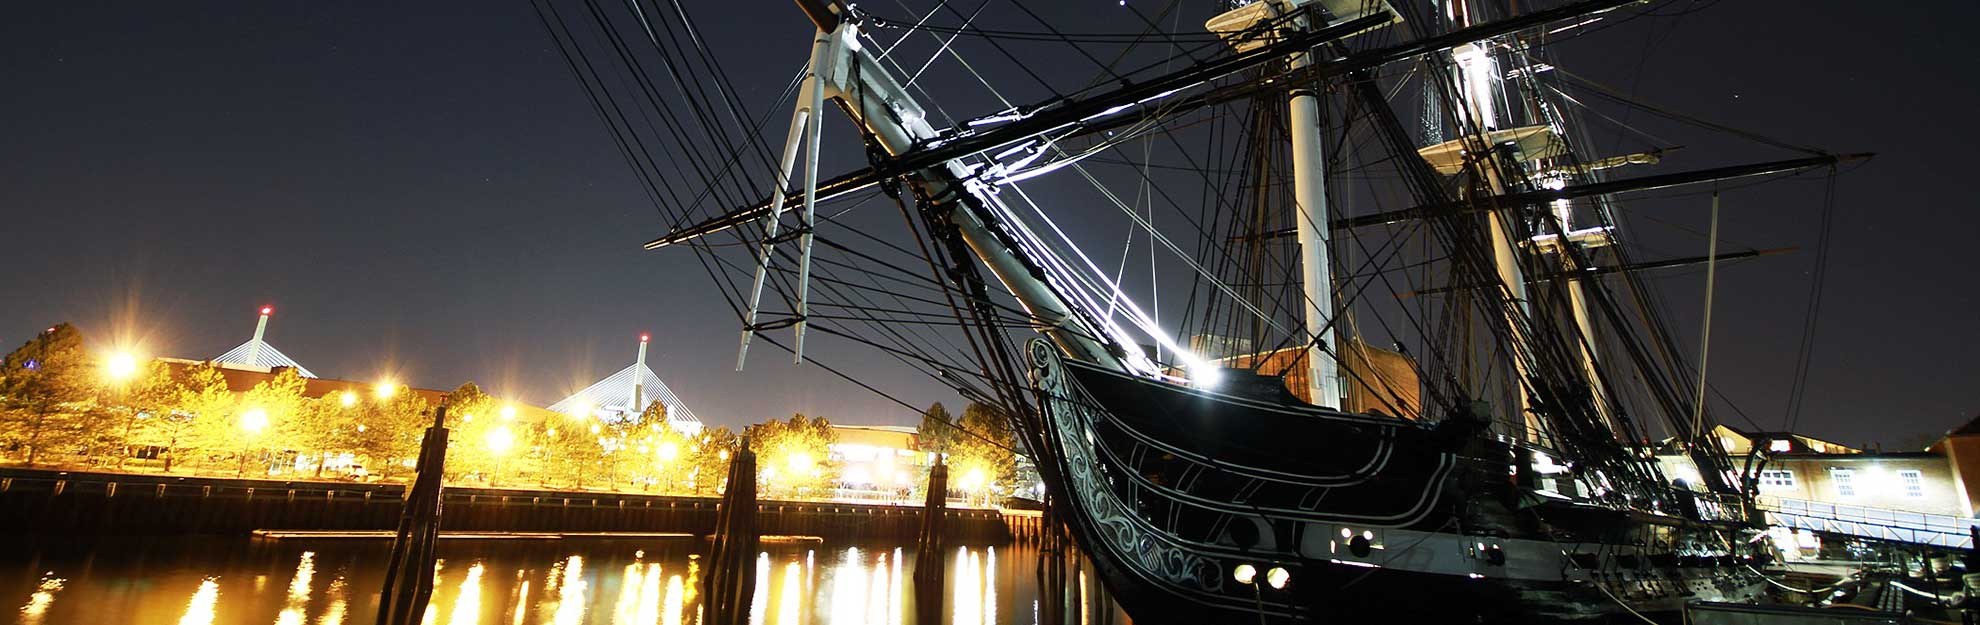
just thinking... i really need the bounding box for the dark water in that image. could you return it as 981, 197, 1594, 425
3, 536, 1055, 625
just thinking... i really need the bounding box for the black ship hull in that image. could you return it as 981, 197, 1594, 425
1023, 340, 1764, 624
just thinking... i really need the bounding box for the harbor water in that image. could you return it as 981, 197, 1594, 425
3, 536, 1065, 625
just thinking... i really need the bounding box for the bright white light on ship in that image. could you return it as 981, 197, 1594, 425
1265, 567, 1289, 590
1231, 564, 1257, 585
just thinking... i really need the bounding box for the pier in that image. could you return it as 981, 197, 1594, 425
0, 468, 1020, 542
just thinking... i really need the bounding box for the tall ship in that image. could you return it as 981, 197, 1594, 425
536, 0, 1867, 620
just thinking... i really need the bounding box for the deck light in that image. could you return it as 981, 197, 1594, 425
1232, 564, 1257, 585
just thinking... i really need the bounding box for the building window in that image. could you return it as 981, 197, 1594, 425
1758, 470, 1796, 490
1769, 439, 1793, 453
1900, 470, 1924, 498
1832, 469, 1856, 498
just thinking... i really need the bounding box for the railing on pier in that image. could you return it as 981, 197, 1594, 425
1758, 496, 1976, 548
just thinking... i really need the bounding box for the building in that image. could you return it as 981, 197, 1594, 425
828, 424, 924, 495
1658, 423, 1977, 518
546, 334, 702, 434
1190, 335, 1422, 417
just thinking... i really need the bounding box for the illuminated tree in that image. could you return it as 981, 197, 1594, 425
688, 425, 738, 495
0, 324, 103, 465
615, 401, 697, 492
745, 413, 837, 498
915, 402, 957, 456
946, 402, 1017, 504
439, 382, 502, 482
117, 359, 181, 469
287, 393, 365, 479
230, 367, 307, 475
167, 362, 237, 473
535, 416, 606, 489
351, 391, 431, 481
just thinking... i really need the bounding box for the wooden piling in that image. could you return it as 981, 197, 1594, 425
702, 438, 759, 625
374, 404, 451, 625
914, 459, 948, 625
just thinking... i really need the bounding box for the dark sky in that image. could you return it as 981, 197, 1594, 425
2, 1, 1973, 444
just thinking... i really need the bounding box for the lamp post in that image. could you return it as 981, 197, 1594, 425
485, 425, 514, 486
656, 440, 680, 493
239, 407, 270, 477
102, 351, 142, 470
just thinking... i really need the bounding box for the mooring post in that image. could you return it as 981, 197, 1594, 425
702, 437, 759, 625
374, 403, 450, 625
914, 458, 948, 625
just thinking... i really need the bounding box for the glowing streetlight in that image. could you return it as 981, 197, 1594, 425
103, 351, 141, 384
657, 441, 680, 463
240, 408, 270, 435
501, 405, 517, 421
339, 391, 358, 408
486, 425, 515, 455
373, 380, 399, 400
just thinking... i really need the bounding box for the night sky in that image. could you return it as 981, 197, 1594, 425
3, 1, 1973, 445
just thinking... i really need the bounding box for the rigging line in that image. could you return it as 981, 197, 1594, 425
657, 0, 792, 190
532, 0, 687, 218
901, 1, 987, 89
578, 0, 757, 222
1553, 66, 1828, 156
540, 0, 698, 216
591, 0, 756, 213
874, 11, 1250, 361
1783, 171, 1839, 434
1689, 192, 1719, 441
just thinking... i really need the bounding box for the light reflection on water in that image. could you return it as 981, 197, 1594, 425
5, 537, 1038, 624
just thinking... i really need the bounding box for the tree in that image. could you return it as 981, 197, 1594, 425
535, 416, 606, 489
233, 367, 308, 476
117, 359, 182, 469
688, 426, 738, 495
352, 391, 431, 481
162, 362, 236, 473
439, 383, 502, 482
613, 401, 698, 492
0, 324, 101, 465
745, 413, 837, 498
287, 393, 364, 479
916, 402, 958, 457
947, 402, 1018, 504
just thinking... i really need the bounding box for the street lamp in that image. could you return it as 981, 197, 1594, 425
486, 425, 514, 486
373, 380, 399, 400
103, 351, 141, 384
240, 408, 270, 434
501, 405, 517, 421
102, 350, 144, 470
238, 407, 270, 477
340, 391, 358, 408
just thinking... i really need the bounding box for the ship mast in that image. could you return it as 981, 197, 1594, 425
1286, 5, 1345, 408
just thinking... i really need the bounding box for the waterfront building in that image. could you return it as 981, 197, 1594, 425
1658, 422, 1979, 518
828, 424, 924, 496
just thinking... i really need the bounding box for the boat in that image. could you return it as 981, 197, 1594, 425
533, 0, 1867, 621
